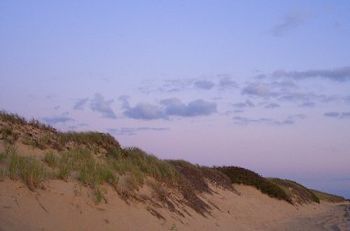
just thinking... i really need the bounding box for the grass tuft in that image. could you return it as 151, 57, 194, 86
8, 153, 47, 190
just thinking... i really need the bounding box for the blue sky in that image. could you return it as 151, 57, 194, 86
1, 1, 350, 198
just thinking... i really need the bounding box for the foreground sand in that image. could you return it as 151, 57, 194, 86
0, 180, 349, 231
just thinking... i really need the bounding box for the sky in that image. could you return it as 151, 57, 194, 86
1, 1, 350, 198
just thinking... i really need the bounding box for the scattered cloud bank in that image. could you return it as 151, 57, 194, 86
122, 98, 217, 120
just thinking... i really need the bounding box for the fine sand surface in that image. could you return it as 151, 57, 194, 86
0, 180, 349, 231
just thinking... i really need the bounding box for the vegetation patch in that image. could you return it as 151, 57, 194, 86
311, 189, 346, 203
216, 166, 291, 203
269, 178, 319, 204
8, 153, 47, 190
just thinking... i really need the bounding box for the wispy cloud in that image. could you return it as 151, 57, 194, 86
273, 66, 350, 82
324, 112, 350, 119
242, 83, 276, 97
219, 76, 238, 89
108, 127, 170, 136
264, 103, 280, 109
193, 80, 215, 90
271, 12, 307, 37
299, 102, 315, 108
232, 100, 255, 109
73, 98, 89, 110
90, 93, 116, 119
233, 116, 294, 126
42, 114, 74, 125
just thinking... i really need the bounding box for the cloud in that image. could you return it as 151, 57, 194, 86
233, 113, 305, 126
73, 98, 89, 110
264, 103, 280, 109
242, 83, 276, 97
118, 95, 130, 109
108, 127, 170, 136
271, 12, 307, 37
324, 112, 340, 118
90, 93, 116, 119
271, 80, 297, 89
324, 112, 350, 119
278, 92, 338, 103
219, 76, 238, 89
123, 98, 217, 120
124, 103, 165, 120
299, 102, 315, 108
232, 100, 255, 108
194, 80, 215, 90
341, 112, 350, 119
273, 66, 350, 82
161, 98, 217, 117
42, 115, 74, 125
233, 116, 294, 126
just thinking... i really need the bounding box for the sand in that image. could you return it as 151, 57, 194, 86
0, 180, 349, 231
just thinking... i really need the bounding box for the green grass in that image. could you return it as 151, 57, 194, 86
311, 189, 346, 203
58, 132, 121, 153
0, 126, 18, 144
44, 148, 118, 202
0, 111, 26, 125
44, 152, 59, 168
216, 166, 291, 203
8, 153, 47, 190
269, 178, 319, 204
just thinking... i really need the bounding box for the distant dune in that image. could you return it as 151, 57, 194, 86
0, 111, 349, 230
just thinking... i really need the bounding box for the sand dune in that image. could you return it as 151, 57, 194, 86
1, 180, 349, 231
1, 112, 349, 230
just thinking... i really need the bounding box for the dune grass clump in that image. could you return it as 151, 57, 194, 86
167, 160, 211, 193
109, 147, 180, 187
44, 148, 119, 202
270, 178, 320, 204
216, 166, 291, 203
0, 111, 56, 133
311, 189, 346, 203
8, 153, 47, 190
0, 125, 19, 144
0, 111, 26, 125
58, 132, 121, 153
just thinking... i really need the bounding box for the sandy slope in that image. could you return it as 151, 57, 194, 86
0, 180, 349, 231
